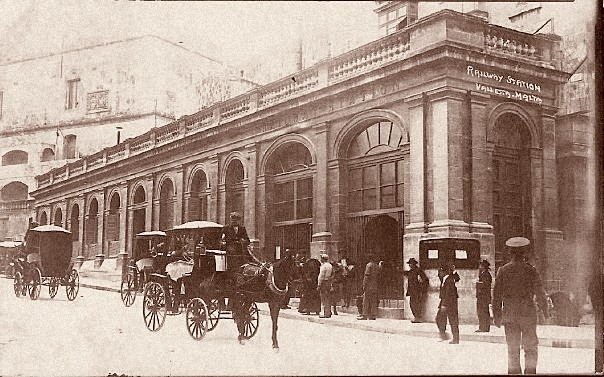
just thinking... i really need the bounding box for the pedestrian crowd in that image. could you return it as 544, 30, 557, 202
282, 235, 551, 375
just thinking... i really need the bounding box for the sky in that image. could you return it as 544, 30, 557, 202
0, 0, 379, 78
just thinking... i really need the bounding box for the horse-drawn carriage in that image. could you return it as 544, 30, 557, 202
1, 240, 23, 278
120, 230, 167, 307
13, 225, 79, 301
139, 220, 293, 347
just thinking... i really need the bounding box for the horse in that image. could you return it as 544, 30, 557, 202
231, 254, 296, 349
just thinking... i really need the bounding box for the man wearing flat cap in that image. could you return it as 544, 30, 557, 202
493, 237, 549, 375
405, 257, 429, 323
475, 259, 492, 332
221, 211, 251, 273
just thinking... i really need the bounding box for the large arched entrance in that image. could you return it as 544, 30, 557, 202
492, 113, 532, 269
343, 119, 408, 299
364, 214, 403, 298
265, 141, 314, 259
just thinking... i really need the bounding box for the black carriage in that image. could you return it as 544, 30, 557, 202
120, 230, 167, 307
1, 241, 23, 278
141, 220, 261, 341
14, 225, 79, 301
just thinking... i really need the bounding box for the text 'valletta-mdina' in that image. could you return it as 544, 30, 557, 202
466, 65, 543, 105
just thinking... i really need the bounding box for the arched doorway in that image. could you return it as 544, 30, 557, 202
159, 179, 175, 230
131, 186, 146, 257
106, 192, 120, 254
85, 198, 99, 257
53, 207, 63, 227
265, 141, 314, 259
188, 170, 209, 221
343, 119, 408, 299
225, 159, 245, 221
70, 204, 80, 241
364, 215, 403, 299
492, 113, 532, 269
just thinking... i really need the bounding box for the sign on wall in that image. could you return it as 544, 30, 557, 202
86, 90, 110, 113
467, 65, 543, 105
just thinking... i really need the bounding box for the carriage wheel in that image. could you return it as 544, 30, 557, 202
240, 301, 259, 340
65, 269, 80, 301
120, 273, 137, 307
143, 282, 167, 332
13, 271, 24, 298
207, 298, 220, 331
186, 298, 209, 340
28, 267, 41, 300
49, 277, 60, 299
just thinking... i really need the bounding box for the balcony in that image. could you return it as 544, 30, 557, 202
34, 10, 561, 191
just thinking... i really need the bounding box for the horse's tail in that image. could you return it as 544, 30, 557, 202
266, 267, 288, 296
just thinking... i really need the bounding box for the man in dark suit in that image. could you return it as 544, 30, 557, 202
221, 211, 250, 273
493, 237, 549, 375
436, 263, 460, 344
406, 257, 429, 323
475, 259, 493, 332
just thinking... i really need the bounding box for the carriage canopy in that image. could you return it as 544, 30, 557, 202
26, 225, 72, 277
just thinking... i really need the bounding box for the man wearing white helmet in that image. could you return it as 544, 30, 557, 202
493, 237, 549, 375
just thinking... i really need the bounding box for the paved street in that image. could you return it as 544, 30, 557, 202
0, 279, 595, 376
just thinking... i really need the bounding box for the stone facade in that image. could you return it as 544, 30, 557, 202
31, 10, 585, 322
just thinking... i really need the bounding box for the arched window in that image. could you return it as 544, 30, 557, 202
134, 186, 146, 204
189, 170, 209, 221
159, 179, 174, 230
225, 160, 245, 221
107, 193, 120, 241
86, 199, 99, 245
41, 148, 55, 162
347, 121, 407, 212
39, 211, 48, 225
266, 142, 314, 258
1, 181, 28, 201
2, 150, 28, 166
54, 207, 63, 227
70, 204, 80, 241
63, 134, 77, 159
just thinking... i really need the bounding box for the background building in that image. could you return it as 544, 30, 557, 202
0, 34, 256, 241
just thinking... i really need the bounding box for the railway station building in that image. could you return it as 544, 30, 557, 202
30, 5, 595, 321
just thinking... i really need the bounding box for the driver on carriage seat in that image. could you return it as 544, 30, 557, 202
221, 212, 251, 278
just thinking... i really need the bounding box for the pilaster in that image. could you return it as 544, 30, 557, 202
244, 143, 258, 238
174, 167, 184, 226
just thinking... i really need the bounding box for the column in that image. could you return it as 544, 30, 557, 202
208, 155, 220, 222
96, 191, 105, 256
244, 143, 258, 238
468, 93, 494, 266
126, 207, 135, 257
145, 175, 154, 231
405, 94, 426, 231
183, 192, 191, 222
310, 122, 336, 259
118, 182, 128, 254
427, 89, 468, 234
174, 167, 184, 226
256, 175, 267, 260
539, 112, 563, 285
